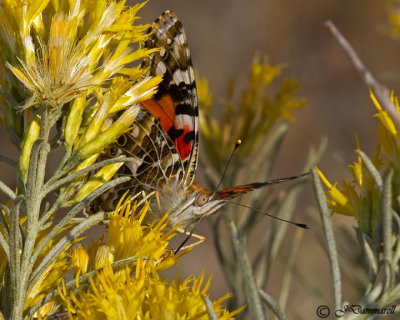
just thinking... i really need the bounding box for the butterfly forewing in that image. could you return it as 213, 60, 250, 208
141, 10, 199, 187
95, 11, 199, 212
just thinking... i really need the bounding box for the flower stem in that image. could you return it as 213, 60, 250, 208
228, 219, 267, 320
11, 104, 51, 320
311, 168, 342, 311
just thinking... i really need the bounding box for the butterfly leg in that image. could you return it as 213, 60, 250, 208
174, 228, 205, 253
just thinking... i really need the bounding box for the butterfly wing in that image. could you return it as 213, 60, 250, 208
90, 11, 199, 212
101, 11, 198, 195
140, 10, 199, 187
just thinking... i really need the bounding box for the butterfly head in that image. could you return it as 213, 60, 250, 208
156, 183, 223, 230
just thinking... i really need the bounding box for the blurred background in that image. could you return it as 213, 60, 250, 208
140, 0, 400, 319
0, 0, 399, 318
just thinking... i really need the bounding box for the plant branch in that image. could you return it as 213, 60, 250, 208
27, 211, 108, 294
202, 295, 219, 320
43, 156, 136, 195
228, 219, 267, 320
325, 21, 400, 128
356, 150, 383, 190
259, 289, 288, 320
382, 170, 393, 289
9, 196, 24, 320
31, 176, 130, 273
311, 168, 342, 310
0, 155, 17, 167
0, 180, 16, 201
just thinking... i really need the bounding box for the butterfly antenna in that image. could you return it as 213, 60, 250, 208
227, 200, 308, 229
214, 140, 242, 192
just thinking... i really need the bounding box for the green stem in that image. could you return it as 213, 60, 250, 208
28, 176, 129, 286
9, 196, 24, 320
259, 289, 288, 320
42, 156, 134, 196
311, 168, 342, 311
0, 180, 16, 201
0, 155, 17, 167
28, 211, 108, 294
202, 296, 219, 320
382, 170, 393, 290
12, 105, 51, 320
228, 219, 267, 320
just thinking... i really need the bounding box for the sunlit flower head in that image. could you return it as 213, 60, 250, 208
61, 196, 246, 319
1, 0, 155, 110
61, 261, 244, 319
315, 91, 400, 236
69, 195, 184, 279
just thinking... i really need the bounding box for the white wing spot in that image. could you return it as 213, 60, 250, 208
173, 68, 191, 85
160, 48, 166, 58
156, 61, 167, 75
177, 33, 185, 45
175, 114, 193, 127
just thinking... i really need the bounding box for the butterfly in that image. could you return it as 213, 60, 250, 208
98, 10, 307, 233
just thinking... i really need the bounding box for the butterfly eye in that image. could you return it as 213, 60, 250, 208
117, 134, 127, 146
108, 146, 119, 157
195, 193, 209, 207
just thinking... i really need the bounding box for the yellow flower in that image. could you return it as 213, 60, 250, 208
199, 54, 306, 169
61, 261, 243, 320
19, 114, 40, 182
70, 196, 181, 278
77, 104, 141, 159
370, 90, 397, 137
70, 162, 124, 204
3, 0, 153, 110
70, 244, 89, 275
62, 195, 243, 319
316, 167, 356, 217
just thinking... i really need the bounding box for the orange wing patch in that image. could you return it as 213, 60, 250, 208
141, 96, 193, 162
141, 96, 175, 133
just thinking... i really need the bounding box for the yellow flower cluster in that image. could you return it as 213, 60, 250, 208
317, 91, 400, 236
1, 0, 163, 193
199, 55, 306, 169
70, 195, 182, 278
61, 263, 243, 320
2, 0, 156, 110
58, 196, 242, 319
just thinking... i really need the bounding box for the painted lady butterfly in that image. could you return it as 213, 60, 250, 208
98, 11, 307, 232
